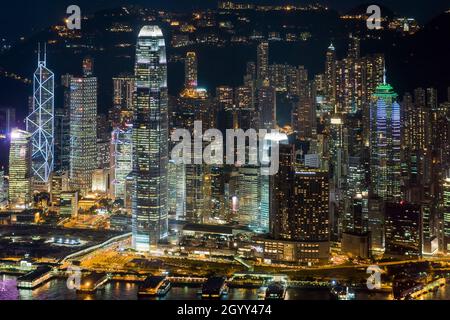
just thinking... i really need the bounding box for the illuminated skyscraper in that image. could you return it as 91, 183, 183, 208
237, 166, 260, 228
403, 93, 423, 151
369, 81, 401, 200
442, 177, 450, 252
132, 26, 169, 250
363, 54, 385, 102
234, 85, 255, 130
96, 114, 111, 170
8, 130, 32, 208
421, 199, 436, 255
175, 88, 212, 224
385, 201, 421, 258
110, 75, 135, 127
185, 52, 198, 88
54, 107, 70, 172
26, 45, 54, 186
216, 86, 234, 110
208, 166, 225, 222
168, 160, 186, 221
335, 36, 384, 114
258, 80, 276, 129
271, 142, 294, 240
347, 34, 360, 59
69, 67, 98, 195
292, 167, 330, 241
269, 64, 288, 92
257, 41, 269, 83
293, 80, 316, 139
402, 91, 431, 199
111, 126, 133, 202
263, 132, 289, 235
266, 141, 330, 264
325, 43, 336, 103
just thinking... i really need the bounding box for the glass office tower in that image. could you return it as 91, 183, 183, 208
132, 26, 169, 251
26, 45, 54, 185
8, 130, 32, 208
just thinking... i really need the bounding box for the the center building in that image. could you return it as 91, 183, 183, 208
132, 26, 169, 251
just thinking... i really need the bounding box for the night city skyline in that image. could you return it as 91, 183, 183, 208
0, 0, 450, 311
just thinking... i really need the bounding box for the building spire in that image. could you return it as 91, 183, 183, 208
37, 42, 41, 63
383, 65, 387, 85
37, 42, 47, 66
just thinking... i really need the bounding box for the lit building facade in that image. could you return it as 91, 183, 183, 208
132, 26, 169, 250
50, 170, 69, 206
69, 74, 98, 195
257, 41, 269, 83
185, 52, 198, 88
111, 126, 133, 202
54, 107, 70, 172
237, 166, 260, 228
443, 177, 450, 252
385, 202, 421, 258
168, 160, 186, 221
8, 130, 32, 208
60, 191, 79, 218
111, 75, 135, 127
292, 167, 330, 241
257, 80, 276, 130
325, 43, 336, 103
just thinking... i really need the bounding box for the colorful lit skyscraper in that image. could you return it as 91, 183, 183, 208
369, 80, 402, 200
132, 26, 169, 250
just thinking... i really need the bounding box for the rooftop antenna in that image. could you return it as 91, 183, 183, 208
37, 42, 41, 63
44, 43, 47, 66
383, 65, 387, 85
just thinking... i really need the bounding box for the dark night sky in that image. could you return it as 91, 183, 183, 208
1, 0, 449, 39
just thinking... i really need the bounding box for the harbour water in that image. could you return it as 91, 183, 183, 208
2, 274, 445, 300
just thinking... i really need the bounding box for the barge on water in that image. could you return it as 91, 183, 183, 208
16, 265, 54, 289
76, 272, 109, 294
330, 286, 356, 300
138, 276, 172, 297
394, 276, 446, 300
265, 281, 287, 300
201, 276, 228, 299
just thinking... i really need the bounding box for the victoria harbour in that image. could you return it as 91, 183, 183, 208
0, 0, 450, 311
0, 274, 394, 300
